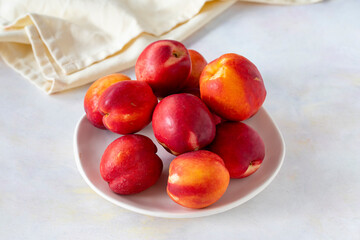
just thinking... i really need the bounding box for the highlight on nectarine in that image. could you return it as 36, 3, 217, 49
200, 53, 266, 121
152, 93, 216, 155
84, 73, 131, 129
135, 40, 191, 98
98, 80, 157, 135
208, 122, 265, 178
167, 150, 230, 209
100, 134, 163, 195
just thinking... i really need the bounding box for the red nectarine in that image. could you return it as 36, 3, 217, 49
208, 122, 265, 178
98, 80, 157, 134
152, 93, 216, 155
84, 73, 130, 129
100, 134, 163, 194
135, 40, 191, 98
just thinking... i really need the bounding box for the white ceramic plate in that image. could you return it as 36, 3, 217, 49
74, 107, 285, 218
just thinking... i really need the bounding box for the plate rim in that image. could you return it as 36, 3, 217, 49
73, 108, 286, 218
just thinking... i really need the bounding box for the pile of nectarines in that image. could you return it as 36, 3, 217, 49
84, 39, 266, 209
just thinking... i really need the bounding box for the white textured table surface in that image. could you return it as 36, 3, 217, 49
1, 1, 359, 239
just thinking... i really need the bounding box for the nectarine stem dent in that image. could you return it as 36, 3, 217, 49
152, 93, 216, 155
100, 134, 163, 195
208, 122, 265, 178
135, 40, 191, 98
167, 150, 230, 209
199, 53, 266, 121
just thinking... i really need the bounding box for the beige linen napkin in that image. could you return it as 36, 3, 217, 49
0, 0, 322, 94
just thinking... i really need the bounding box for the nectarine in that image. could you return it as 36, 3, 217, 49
135, 40, 191, 98
208, 122, 265, 178
84, 73, 130, 128
152, 93, 216, 155
200, 53, 266, 121
181, 49, 207, 95
98, 80, 157, 134
167, 150, 230, 208
100, 134, 163, 194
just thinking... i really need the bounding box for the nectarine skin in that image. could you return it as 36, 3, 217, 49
84, 73, 131, 129
208, 122, 265, 178
98, 80, 157, 134
200, 53, 266, 121
100, 134, 163, 195
181, 49, 207, 91
152, 93, 216, 155
135, 40, 191, 98
181, 87, 201, 98
167, 150, 230, 209
211, 112, 225, 125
